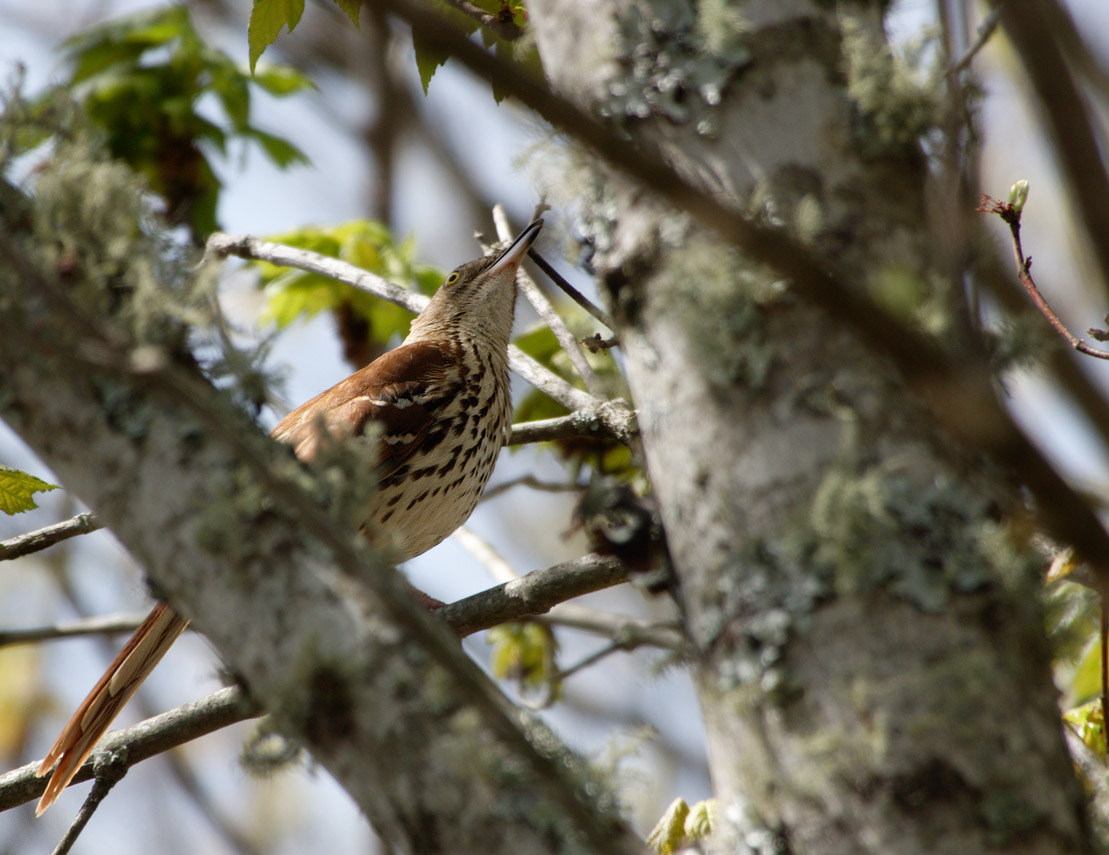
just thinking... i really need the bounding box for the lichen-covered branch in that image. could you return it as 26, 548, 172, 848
0, 152, 641, 855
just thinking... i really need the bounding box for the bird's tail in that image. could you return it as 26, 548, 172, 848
35, 601, 190, 815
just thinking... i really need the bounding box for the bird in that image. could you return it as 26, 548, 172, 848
35, 218, 544, 815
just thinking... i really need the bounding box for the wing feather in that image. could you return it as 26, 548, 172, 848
270, 340, 458, 481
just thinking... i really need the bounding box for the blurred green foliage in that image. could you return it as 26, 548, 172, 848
34, 6, 312, 241
254, 221, 440, 332
248, 0, 542, 103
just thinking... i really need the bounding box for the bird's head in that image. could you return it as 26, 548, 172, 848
408, 219, 543, 348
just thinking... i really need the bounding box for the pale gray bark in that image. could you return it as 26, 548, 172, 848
529, 0, 1089, 853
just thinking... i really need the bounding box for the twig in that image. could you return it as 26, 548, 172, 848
482, 474, 584, 502
490, 205, 607, 399
440, 0, 523, 41
522, 619, 684, 711
949, 5, 1002, 75
0, 687, 260, 812
0, 513, 102, 561
536, 603, 684, 651
205, 232, 595, 413
978, 194, 1109, 359
582, 334, 618, 353
50, 751, 130, 855
453, 526, 519, 584
0, 613, 145, 648
527, 249, 616, 331
995, 0, 1109, 304
2, 554, 630, 812
507, 399, 637, 446
438, 554, 628, 638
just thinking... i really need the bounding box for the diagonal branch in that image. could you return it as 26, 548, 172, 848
204, 233, 596, 412
979, 193, 1109, 359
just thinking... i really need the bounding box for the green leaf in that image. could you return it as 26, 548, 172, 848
487, 622, 558, 692
50, 5, 313, 241
412, 33, 449, 96
410, 3, 482, 95
243, 128, 310, 169
210, 68, 251, 130
0, 468, 59, 515
1064, 700, 1106, 762
251, 222, 439, 353
250, 64, 315, 96
333, 0, 363, 29
1069, 636, 1103, 706
248, 0, 306, 73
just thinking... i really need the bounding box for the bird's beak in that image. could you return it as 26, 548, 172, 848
488, 219, 543, 277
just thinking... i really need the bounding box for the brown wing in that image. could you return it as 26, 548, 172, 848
270, 340, 459, 482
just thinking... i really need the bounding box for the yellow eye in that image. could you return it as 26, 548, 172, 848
445, 272, 461, 285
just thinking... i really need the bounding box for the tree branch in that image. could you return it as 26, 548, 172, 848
508, 400, 637, 446
0, 688, 259, 812
526, 249, 615, 331
979, 193, 1109, 359
0, 612, 145, 648
438, 553, 628, 638
1, 554, 630, 813
204, 232, 598, 413
0, 512, 102, 560
0, 226, 641, 853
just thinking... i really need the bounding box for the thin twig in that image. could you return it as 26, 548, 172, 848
536, 603, 684, 651
527, 249, 616, 331
522, 620, 684, 711
453, 526, 519, 584
50, 752, 130, 855
482, 474, 584, 502
949, 5, 1002, 75
995, 0, 1109, 304
0, 613, 146, 648
0, 513, 102, 561
440, 0, 523, 41
978, 194, 1109, 359
490, 205, 607, 399
205, 233, 595, 412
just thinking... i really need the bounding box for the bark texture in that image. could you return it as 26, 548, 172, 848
529, 0, 1088, 852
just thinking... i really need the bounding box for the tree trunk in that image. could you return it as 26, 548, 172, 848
529, 0, 1089, 852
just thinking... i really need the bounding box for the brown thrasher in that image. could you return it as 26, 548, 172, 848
35, 219, 544, 815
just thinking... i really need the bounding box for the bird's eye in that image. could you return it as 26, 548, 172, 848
445, 272, 461, 285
